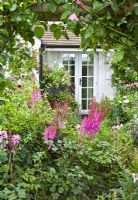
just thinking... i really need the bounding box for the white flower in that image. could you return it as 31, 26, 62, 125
132, 173, 138, 183
123, 99, 129, 104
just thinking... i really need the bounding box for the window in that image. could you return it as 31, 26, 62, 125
81, 54, 94, 111
63, 53, 75, 94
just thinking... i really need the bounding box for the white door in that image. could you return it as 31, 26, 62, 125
78, 53, 98, 114
45, 50, 98, 114
61, 52, 98, 114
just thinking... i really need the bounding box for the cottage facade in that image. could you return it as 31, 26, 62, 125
38, 30, 115, 114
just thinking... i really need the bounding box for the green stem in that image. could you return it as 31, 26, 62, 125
7, 128, 13, 183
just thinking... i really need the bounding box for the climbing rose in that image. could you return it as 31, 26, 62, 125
44, 125, 57, 141
68, 13, 79, 21
76, 0, 84, 9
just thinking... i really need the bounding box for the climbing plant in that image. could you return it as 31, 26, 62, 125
0, 0, 138, 92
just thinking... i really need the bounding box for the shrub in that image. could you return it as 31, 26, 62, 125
42, 65, 78, 112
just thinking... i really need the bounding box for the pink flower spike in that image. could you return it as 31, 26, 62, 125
44, 125, 57, 141
69, 13, 79, 21
76, 0, 84, 9
12, 134, 20, 146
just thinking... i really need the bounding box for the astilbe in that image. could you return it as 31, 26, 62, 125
29, 88, 42, 106
0, 131, 20, 151
78, 97, 111, 138
43, 101, 69, 147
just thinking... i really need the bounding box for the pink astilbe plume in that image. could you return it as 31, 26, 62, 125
12, 134, 20, 146
43, 101, 69, 149
29, 88, 42, 106
52, 101, 69, 128
32, 89, 42, 102
44, 125, 57, 141
78, 97, 111, 138
0, 130, 20, 151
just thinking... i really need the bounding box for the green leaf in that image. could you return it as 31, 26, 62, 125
93, 0, 104, 11
134, 3, 138, 15
34, 26, 44, 38
0, 29, 9, 37
112, 50, 125, 63
48, 2, 57, 13
50, 24, 58, 32
18, 190, 26, 199
111, 2, 119, 12
60, 10, 71, 20
54, 29, 62, 40
10, 3, 17, 12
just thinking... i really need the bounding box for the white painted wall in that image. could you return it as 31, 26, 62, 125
97, 52, 115, 100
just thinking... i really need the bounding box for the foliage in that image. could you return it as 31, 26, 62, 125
43, 65, 71, 90
42, 65, 78, 111
0, 86, 135, 199
96, 173, 138, 200
109, 92, 137, 125
0, 0, 46, 92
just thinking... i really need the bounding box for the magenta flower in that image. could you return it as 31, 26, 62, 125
82, 116, 100, 136
77, 97, 111, 138
68, 13, 79, 21
44, 125, 57, 141
76, 0, 84, 9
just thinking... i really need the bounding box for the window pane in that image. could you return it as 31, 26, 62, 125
88, 88, 93, 98
64, 65, 68, 71
88, 65, 93, 76
70, 77, 75, 94
82, 77, 87, 87
88, 55, 93, 64
70, 65, 75, 76
69, 54, 75, 64
82, 65, 87, 76
63, 54, 68, 65
71, 77, 75, 85
82, 100, 87, 110
82, 54, 88, 65
82, 88, 87, 98
88, 77, 93, 87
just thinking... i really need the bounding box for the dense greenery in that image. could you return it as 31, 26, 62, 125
0, 0, 137, 199
0, 79, 137, 199
0, 46, 137, 199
